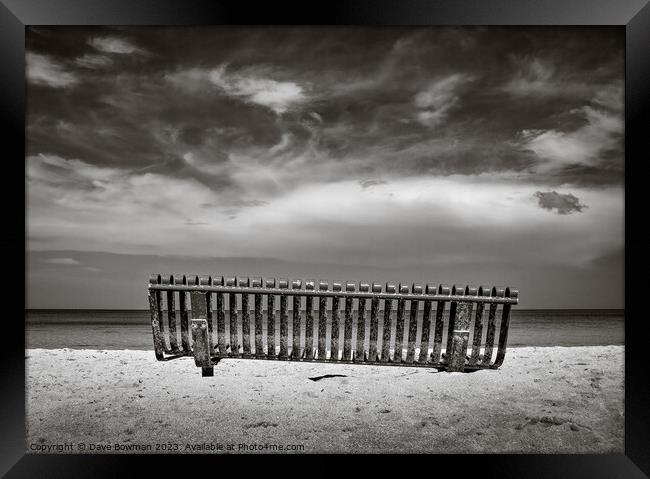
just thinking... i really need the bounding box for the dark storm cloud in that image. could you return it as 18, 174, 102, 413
26, 26, 624, 186
534, 191, 587, 215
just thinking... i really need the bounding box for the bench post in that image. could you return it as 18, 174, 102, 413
447, 301, 473, 372
190, 291, 213, 376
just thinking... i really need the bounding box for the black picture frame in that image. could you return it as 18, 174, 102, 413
2, 0, 648, 476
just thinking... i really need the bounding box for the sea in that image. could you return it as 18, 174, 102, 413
25, 309, 624, 350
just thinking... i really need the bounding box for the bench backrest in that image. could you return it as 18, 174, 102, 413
148, 274, 519, 372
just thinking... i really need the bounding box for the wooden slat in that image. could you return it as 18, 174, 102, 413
368, 283, 381, 362
166, 289, 179, 352
317, 281, 328, 360
266, 278, 276, 357
305, 280, 315, 359
393, 283, 408, 362
226, 277, 238, 354
252, 277, 264, 356
447, 286, 476, 372
419, 284, 435, 363
431, 285, 449, 363
179, 275, 191, 354
381, 283, 395, 362
156, 286, 166, 347
240, 277, 251, 355
406, 283, 422, 363
355, 283, 369, 361
494, 288, 517, 367
279, 279, 289, 358
148, 284, 165, 361
343, 282, 355, 360
197, 277, 213, 352
292, 279, 302, 358
482, 287, 502, 365
469, 285, 490, 366
214, 276, 226, 354
445, 285, 463, 361
330, 281, 342, 361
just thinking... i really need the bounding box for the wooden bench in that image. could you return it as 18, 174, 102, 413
148, 274, 519, 376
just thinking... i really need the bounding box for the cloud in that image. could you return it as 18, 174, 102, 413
166, 65, 307, 114
26, 152, 622, 272
74, 54, 113, 69
42, 257, 80, 265
88, 36, 147, 55
534, 191, 587, 214
517, 100, 622, 172
502, 58, 558, 97
269, 133, 292, 155
26, 53, 78, 88
414, 74, 471, 126
210, 65, 306, 114
359, 179, 387, 190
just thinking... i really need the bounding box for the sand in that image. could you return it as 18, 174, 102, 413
25, 346, 624, 454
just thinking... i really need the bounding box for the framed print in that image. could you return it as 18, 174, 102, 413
2, 0, 649, 476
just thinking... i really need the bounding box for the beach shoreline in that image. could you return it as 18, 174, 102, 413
26, 345, 624, 454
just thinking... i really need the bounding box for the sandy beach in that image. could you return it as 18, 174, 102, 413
26, 346, 624, 454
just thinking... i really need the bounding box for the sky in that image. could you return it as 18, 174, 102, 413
25, 26, 624, 309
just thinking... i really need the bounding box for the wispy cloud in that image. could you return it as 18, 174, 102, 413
88, 36, 147, 55
42, 257, 80, 265
166, 65, 307, 114
74, 53, 113, 69
414, 74, 471, 126
517, 101, 623, 171
26, 53, 77, 88
359, 179, 387, 190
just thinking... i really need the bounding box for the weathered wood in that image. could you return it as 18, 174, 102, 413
355, 283, 369, 361
226, 277, 238, 354
240, 277, 251, 356
166, 289, 179, 352
179, 275, 191, 354
330, 281, 342, 361
368, 283, 381, 362
214, 276, 226, 354
155, 278, 166, 349
252, 277, 264, 357
343, 282, 355, 360
148, 289, 164, 360
266, 278, 276, 357
447, 286, 476, 372
161, 275, 177, 353
199, 276, 213, 352
494, 288, 518, 367
148, 274, 519, 375
445, 285, 463, 361
318, 281, 328, 360
292, 279, 302, 358
381, 283, 395, 362
431, 285, 449, 364
406, 283, 422, 363
482, 287, 502, 365
279, 279, 289, 358
418, 284, 435, 363
191, 318, 213, 377
393, 284, 408, 362
189, 291, 207, 321
469, 285, 490, 366
431, 301, 446, 363
305, 280, 315, 359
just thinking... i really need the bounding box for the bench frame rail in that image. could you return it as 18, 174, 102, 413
148, 274, 519, 376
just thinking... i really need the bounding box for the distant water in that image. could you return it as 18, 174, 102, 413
25, 309, 624, 350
